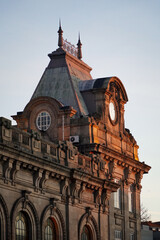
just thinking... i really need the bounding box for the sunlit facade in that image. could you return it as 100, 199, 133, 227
0, 25, 150, 240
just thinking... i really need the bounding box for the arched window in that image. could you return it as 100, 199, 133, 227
114, 188, 121, 209
15, 212, 28, 240
128, 185, 134, 212
44, 218, 56, 240
81, 225, 91, 240
36, 111, 51, 131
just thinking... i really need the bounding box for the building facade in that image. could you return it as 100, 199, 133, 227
0, 25, 150, 240
141, 222, 160, 240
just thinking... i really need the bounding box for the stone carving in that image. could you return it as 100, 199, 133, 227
33, 168, 43, 192
124, 166, 132, 185
3, 157, 14, 183
60, 177, 69, 202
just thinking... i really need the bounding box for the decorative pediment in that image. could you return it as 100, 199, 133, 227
107, 77, 128, 103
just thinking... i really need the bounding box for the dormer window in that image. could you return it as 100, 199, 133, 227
36, 111, 51, 131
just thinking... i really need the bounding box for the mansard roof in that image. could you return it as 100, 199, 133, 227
31, 25, 128, 117
79, 76, 128, 103
31, 47, 92, 116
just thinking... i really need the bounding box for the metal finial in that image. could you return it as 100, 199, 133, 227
77, 32, 82, 60
59, 19, 61, 28
58, 19, 63, 48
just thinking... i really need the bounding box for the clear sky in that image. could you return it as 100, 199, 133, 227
1, 0, 160, 221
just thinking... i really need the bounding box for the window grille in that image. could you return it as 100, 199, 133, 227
115, 230, 122, 240
44, 218, 56, 240
36, 112, 51, 131
15, 212, 27, 240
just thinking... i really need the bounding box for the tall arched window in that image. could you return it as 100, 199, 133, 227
114, 188, 121, 209
15, 212, 28, 240
128, 185, 134, 213
44, 218, 56, 240
81, 225, 91, 240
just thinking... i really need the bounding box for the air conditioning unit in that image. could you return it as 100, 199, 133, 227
114, 179, 119, 183
69, 136, 79, 143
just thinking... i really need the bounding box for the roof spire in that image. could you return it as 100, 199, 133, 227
77, 33, 82, 60
58, 19, 63, 48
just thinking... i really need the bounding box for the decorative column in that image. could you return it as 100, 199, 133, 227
123, 181, 130, 240
135, 171, 143, 240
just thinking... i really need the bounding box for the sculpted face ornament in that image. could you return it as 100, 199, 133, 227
36, 111, 51, 131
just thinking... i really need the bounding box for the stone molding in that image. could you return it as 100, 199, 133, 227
0, 194, 10, 240
78, 207, 100, 240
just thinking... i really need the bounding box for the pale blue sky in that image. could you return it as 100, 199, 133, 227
1, 0, 160, 221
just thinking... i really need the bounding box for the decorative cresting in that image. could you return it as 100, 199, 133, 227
57, 22, 81, 59
41, 198, 66, 240
11, 191, 40, 240
0, 194, 10, 240
63, 38, 78, 58
78, 207, 100, 240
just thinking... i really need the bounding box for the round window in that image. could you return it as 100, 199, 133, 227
36, 112, 51, 131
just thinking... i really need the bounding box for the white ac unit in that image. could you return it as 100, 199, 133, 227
69, 136, 79, 143
114, 179, 119, 183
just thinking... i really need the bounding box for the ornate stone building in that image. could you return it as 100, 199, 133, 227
0, 24, 150, 240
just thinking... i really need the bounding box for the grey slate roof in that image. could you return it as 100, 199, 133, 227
31, 48, 92, 116
79, 77, 112, 92
31, 47, 128, 117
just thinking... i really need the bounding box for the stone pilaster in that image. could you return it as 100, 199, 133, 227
123, 182, 130, 240
135, 185, 142, 240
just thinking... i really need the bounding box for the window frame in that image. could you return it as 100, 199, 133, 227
128, 185, 134, 213
15, 212, 28, 240
114, 230, 122, 240
130, 233, 135, 240
81, 225, 92, 240
114, 188, 121, 209
36, 111, 51, 131
44, 218, 57, 240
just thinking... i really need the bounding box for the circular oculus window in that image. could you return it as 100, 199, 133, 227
109, 102, 116, 121
36, 111, 51, 131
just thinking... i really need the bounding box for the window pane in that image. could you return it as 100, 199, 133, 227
36, 112, 51, 131
115, 230, 122, 240
128, 186, 134, 212
130, 233, 134, 240
44, 218, 56, 240
114, 188, 121, 209
15, 212, 27, 240
81, 225, 90, 240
